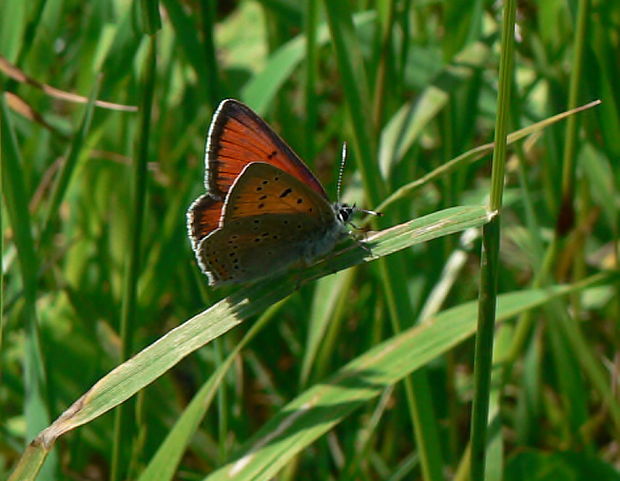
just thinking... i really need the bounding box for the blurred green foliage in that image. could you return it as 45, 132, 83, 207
1, 0, 619, 480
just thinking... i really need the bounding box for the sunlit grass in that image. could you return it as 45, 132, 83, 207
2, 1, 618, 481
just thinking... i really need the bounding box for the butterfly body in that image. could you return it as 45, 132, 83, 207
187, 99, 360, 286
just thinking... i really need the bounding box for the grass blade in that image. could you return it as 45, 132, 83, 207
1, 88, 56, 478
110, 34, 158, 481
323, 3, 447, 479
9, 205, 490, 481
137, 303, 285, 481
469, 2, 517, 480
203, 277, 606, 481
375, 100, 601, 215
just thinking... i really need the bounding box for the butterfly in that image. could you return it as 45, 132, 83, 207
187, 99, 378, 286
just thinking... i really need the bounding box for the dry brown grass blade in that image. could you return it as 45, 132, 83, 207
5, 91, 67, 137
0, 55, 137, 112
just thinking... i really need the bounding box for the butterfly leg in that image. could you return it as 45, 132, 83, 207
347, 229, 373, 254
355, 238, 372, 254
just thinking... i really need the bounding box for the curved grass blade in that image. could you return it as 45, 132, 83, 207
0, 55, 137, 111
374, 100, 601, 215
40, 77, 101, 245
322, 3, 444, 478
110, 34, 158, 481
136, 302, 285, 481
8, 205, 490, 481
203, 274, 609, 481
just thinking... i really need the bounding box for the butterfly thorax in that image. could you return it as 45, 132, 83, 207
297, 203, 350, 263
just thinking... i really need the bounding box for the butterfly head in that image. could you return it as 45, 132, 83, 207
335, 203, 354, 224
334, 144, 382, 226
334, 202, 382, 227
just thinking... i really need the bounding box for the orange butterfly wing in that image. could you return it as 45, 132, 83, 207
187, 195, 222, 250
188, 99, 327, 248
221, 162, 334, 221
206, 100, 327, 199
195, 163, 343, 286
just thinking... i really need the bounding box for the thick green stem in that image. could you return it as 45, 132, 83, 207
469, 1, 516, 480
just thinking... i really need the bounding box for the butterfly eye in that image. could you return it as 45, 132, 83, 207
337, 205, 354, 223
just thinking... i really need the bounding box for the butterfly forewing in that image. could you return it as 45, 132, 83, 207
206, 100, 327, 199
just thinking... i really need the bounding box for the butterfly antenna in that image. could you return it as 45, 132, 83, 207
336, 142, 383, 217
337, 142, 347, 202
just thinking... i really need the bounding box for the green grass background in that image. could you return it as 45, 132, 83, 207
1, 1, 619, 480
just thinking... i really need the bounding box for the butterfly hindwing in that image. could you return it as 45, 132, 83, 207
195, 163, 346, 286
196, 213, 322, 285
222, 162, 334, 223
186, 195, 223, 249
188, 161, 333, 249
